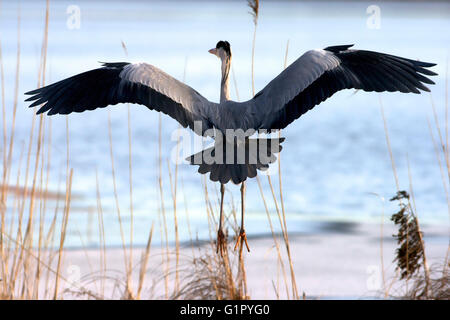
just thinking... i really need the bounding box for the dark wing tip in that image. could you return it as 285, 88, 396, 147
25, 95, 40, 102
25, 88, 43, 95
415, 61, 437, 68
98, 61, 130, 68
424, 69, 438, 76
36, 105, 49, 114
324, 44, 354, 53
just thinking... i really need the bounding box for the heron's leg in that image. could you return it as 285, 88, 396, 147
217, 183, 226, 256
234, 181, 250, 252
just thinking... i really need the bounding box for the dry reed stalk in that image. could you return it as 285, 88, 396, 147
444, 62, 449, 275
426, 118, 450, 217
136, 223, 154, 299
21, 112, 45, 297
0, 11, 7, 268
266, 175, 298, 299
127, 103, 134, 289
43, 169, 63, 298
36, 113, 53, 298
167, 60, 186, 294
181, 177, 195, 254
277, 39, 299, 300
43, 167, 62, 250
157, 113, 170, 299
255, 176, 289, 298
445, 62, 449, 174
95, 170, 107, 297
0, 33, 6, 181
4, 143, 24, 266
53, 168, 73, 299
440, 56, 448, 154
33, 115, 46, 299
0, 7, 22, 296
248, 0, 259, 96
107, 109, 133, 297
379, 96, 408, 295
24, 0, 50, 296
4, 5, 21, 190
406, 158, 431, 297
0, 21, 7, 297
379, 97, 400, 191
121, 40, 135, 293
167, 158, 180, 295
10, 7, 39, 299
52, 114, 72, 299
429, 94, 450, 188
428, 95, 450, 217
169, 62, 190, 291
371, 192, 388, 298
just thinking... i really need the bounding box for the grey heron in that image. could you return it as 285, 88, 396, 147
25, 41, 436, 255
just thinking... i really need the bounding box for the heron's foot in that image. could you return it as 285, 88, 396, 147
234, 228, 250, 252
216, 229, 227, 257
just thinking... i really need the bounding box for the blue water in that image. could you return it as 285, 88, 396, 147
1, 0, 449, 248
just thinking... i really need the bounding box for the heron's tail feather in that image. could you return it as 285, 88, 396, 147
186, 137, 285, 184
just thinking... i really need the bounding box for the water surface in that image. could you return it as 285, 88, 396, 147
0, 0, 449, 247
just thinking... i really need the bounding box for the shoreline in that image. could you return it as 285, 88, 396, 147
54, 221, 448, 299
58, 218, 449, 251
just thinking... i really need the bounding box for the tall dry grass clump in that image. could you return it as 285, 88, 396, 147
0, 0, 78, 300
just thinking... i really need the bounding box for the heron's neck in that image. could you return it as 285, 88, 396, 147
220, 57, 231, 103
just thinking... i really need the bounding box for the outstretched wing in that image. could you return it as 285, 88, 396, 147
242, 44, 437, 131
25, 62, 215, 134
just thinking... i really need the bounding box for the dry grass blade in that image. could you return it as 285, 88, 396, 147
255, 176, 290, 298
107, 109, 133, 298
121, 39, 135, 294
379, 97, 400, 191
95, 170, 107, 297
157, 113, 170, 299
53, 168, 73, 299
136, 223, 154, 299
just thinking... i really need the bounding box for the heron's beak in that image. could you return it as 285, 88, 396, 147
208, 48, 217, 55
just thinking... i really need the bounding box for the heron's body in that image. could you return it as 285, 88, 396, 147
25, 41, 437, 253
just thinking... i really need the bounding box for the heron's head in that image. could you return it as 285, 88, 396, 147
209, 40, 231, 62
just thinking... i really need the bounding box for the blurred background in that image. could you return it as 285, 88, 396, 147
0, 0, 449, 248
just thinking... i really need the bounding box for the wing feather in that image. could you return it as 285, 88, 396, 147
25, 62, 216, 135
239, 45, 437, 131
